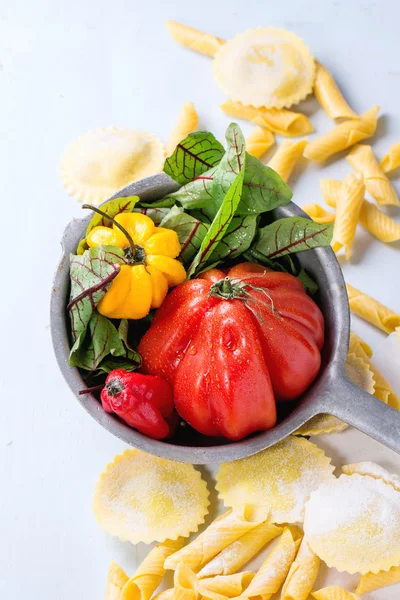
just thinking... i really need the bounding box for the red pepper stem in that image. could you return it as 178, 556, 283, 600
82, 204, 137, 257
78, 384, 104, 396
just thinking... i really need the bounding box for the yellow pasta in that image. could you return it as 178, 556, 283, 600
165, 21, 224, 57
245, 126, 275, 158
331, 173, 365, 258
105, 560, 129, 600
320, 178, 342, 207
346, 284, 400, 334
237, 527, 302, 600
198, 572, 254, 597
281, 538, 320, 600
347, 144, 400, 206
356, 565, 400, 595
267, 139, 307, 183
314, 61, 357, 120
349, 332, 400, 408
359, 200, 400, 242
380, 142, 400, 173
120, 538, 184, 600
197, 522, 282, 578
303, 106, 379, 162
174, 563, 198, 600
321, 179, 400, 242
312, 587, 358, 600
153, 591, 174, 600
302, 203, 335, 224
164, 506, 267, 573
166, 102, 199, 156
220, 100, 313, 137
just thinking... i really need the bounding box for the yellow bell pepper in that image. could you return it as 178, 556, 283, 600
86, 212, 186, 319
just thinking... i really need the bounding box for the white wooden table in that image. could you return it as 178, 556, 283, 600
1, 0, 400, 597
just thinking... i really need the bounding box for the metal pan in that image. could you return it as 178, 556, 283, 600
51, 174, 400, 464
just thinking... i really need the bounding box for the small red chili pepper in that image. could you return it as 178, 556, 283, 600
100, 369, 177, 440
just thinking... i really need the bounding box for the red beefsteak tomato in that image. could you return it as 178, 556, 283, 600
139, 262, 324, 441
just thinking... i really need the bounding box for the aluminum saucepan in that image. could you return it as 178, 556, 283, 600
51, 173, 400, 463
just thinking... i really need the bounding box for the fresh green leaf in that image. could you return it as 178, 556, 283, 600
297, 268, 319, 295
162, 166, 216, 210
208, 215, 258, 264
138, 197, 176, 208
204, 123, 246, 219
164, 131, 224, 184
95, 354, 140, 374
76, 196, 139, 254
133, 206, 172, 224
159, 205, 209, 264
238, 154, 293, 215
69, 312, 127, 371
248, 217, 333, 260
187, 167, 245, 277
161, 150, 292, 219
68, 245, 126, 346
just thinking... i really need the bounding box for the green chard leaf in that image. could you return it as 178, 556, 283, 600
77, 196, 139, 254
70, 312, 127, 371
297, 268, 319, 295
164, 131, 225, 184
208, 215, 258, 264
187, 166, 245, 277
204, 123, 247, 219
137, 197, 176, 208
159, 205, 209, 264
161, 125, 292, 219
239, 154, 293, 215
162, 166, 216, 210
248, 216, 333, 260
68, 245, 126, 347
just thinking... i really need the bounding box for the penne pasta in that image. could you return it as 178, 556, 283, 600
313, 61, 357, 120
174, 563, 198, 600
165, 21, 224, 58
356, 565, 400, 595
321, 179, 400, 242
153, 591, 174, 600
349, 332, 400, 408
346, 284, 400, 334
303, 106, 379, 162
380, 142, 400, 173
267, 139, 307, 183
105, 560, 129, 600
320, 178, 342, 208
236, 527, 302, 600
312, 586, 358, 600
302, 203, 335, 224
197, 522, 282, 578
331, 173, 365, 258
198, 572, 254, 597
220, 100, 313, 137
121, 538, 184, 600
359, 200, 400, 242
347, 144, 400, 206
281, 538, 320, 600
164, 507, 268, 573
245, 126, 275, 158
166, 102, 199, 156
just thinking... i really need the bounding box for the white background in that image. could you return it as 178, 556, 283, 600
1, 0, 400, 598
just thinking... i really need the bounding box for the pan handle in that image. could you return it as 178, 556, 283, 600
326, 374, 400, 454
